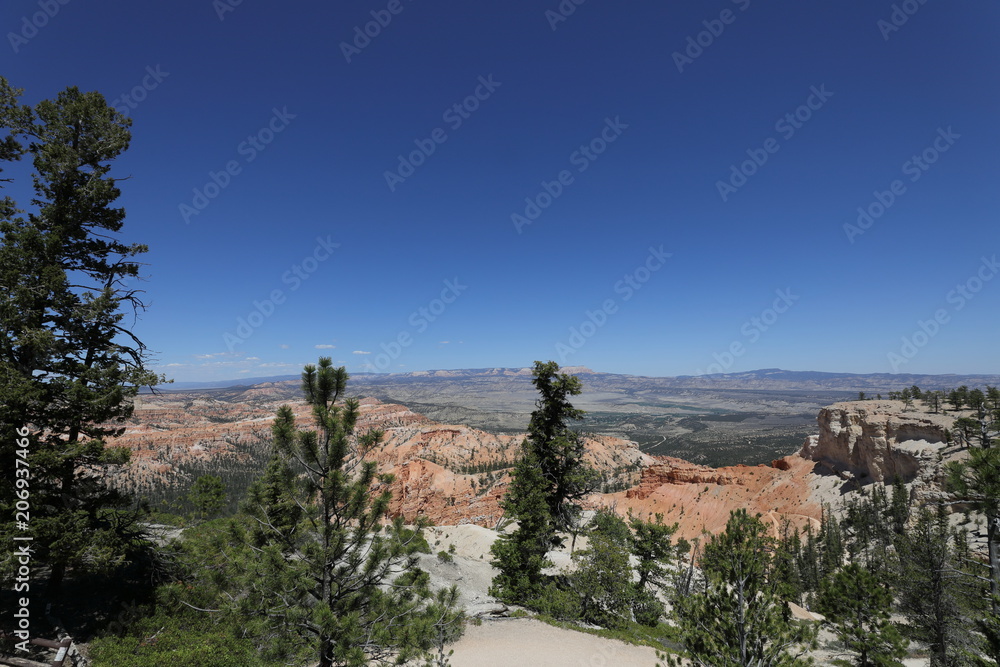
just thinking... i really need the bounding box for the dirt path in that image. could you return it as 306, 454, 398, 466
448, 618, 660, 667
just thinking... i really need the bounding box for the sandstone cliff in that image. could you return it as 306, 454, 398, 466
797, 400, 951, 485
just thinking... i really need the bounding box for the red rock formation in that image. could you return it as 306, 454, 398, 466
602, 455, 820, 540
108, 390, 650, 528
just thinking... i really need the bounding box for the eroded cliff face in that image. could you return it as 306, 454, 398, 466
109, 390, 651, 528
798, 400, 950, 484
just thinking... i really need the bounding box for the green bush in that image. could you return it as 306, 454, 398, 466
89, 614, 274, 667
532, 581, 582, 621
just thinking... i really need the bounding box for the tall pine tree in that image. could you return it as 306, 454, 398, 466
0, 78, 162, 594
490, 361, 597, 603
220, 359, 462, 667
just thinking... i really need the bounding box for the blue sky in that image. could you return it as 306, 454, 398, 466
4, 0, 998, 382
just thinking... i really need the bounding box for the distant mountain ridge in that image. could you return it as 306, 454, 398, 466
162, 367, 1000, 392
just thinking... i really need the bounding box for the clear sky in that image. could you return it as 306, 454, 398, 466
5, 0, 998, 382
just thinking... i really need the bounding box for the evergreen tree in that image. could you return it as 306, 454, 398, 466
774, 522, 804, 604
987, 386, 1000, 412
0, 78, 162, 594
524, 360, 599, 542
896, 506, 981, 666
673, 509, 815, 667
221, 359, 462, 667
947, 447, 1000, 632
570, 509, 636, 628
819, 505, 844, 579
842, 486, 896, 584
187, 474, 225, 521
490, 360, 598, 603
626, 511, 677, 626
929, 391, 944, 414
489, 451, 553, 603
948, 387, 969, 412
816, 564, 908, 667
889, 476, 911, 536
798, 523, 821, 595
629, 511, 678, 595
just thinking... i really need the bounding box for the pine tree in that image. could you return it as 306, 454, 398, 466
673, 509, 815, 667
187, 475, 225, 521
490, 360, 598, 604
889, 476, 910, 535
819, 505, 844, 579
570, 509, 636, 628
896, 506, 981, 666
629, 511, 678, 595
774, 522, 804, 604
947, 446, 1000, 642
222, 359, 462, 667
816, 563, 908, 667
524, 360, 599, 542
489, 451, 553, 603
0, 78, 162, 594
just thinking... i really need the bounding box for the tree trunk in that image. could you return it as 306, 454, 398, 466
989, 511, 1000, 617
318, 635, 334, 667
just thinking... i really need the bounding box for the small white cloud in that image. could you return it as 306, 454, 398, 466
239, 369, 250, 373
352, 350, 371, 355
315, 344, 336, 349
164, 363, 185, 368
439, 341, 450, 345
246, 356, 260, 361
279, 344, 290, 349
